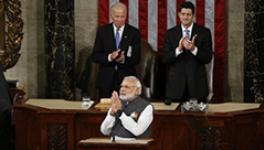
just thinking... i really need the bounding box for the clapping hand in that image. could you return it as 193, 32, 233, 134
110, 50, 121, 60
110, 91, 122, 115
115, 51, 125, 63
182, 35, 197, 51
110, 50, 125, 63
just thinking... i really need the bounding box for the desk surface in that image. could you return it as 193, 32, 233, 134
25, 98, 260, 113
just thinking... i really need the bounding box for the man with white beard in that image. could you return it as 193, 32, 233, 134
100, 76, 154, 140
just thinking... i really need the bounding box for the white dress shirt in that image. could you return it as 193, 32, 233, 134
100, 104, 154, 140
108, 24, 125, 62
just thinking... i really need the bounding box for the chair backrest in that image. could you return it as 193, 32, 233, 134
136, 40, 156, 99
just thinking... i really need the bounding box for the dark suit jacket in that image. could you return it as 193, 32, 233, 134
92, 23, 141, 92
163, 23, 213, 100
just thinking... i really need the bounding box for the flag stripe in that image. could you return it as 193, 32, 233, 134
139, 0, 148, 41
213, 0, 226, 101
196, 0, 205, 26
158, 0, 167, 53
205, 0, 215, 45
148, 0, 158, 50
98, 0, 109, 26
128, 0, 138, 28
167, 0, 176, 29
205, 0, 215, 101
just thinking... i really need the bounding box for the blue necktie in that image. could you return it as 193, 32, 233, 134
115, 28, 120, 49
184, 29, 190, 40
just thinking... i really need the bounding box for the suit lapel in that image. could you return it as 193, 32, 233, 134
191, 23, 198, 39
175, 25, 182, 43
191, 23, 199, 45
119, 24, 128, 51
108, 23, 117, 51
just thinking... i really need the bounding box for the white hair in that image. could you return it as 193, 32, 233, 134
110, 2, 127, 15
123, 76, 142, 95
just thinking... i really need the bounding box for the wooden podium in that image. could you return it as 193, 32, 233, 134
78, 138, 154, 150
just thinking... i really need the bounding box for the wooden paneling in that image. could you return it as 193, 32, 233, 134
13, 104, 264, 150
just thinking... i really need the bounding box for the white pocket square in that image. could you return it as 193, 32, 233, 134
127, 46, 132, 57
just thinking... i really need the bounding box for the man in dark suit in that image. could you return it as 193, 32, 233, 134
92, 2, 141, 99
0, 64, 13, 149
163, 1, 213, 105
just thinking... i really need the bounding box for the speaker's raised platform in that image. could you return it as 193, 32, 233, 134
14, 99, 264, 150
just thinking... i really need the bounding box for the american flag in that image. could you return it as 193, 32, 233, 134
98, 0, 226, 102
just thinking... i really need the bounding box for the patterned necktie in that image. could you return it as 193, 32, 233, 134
115, 28, 120, 49
184, 29, 190, 40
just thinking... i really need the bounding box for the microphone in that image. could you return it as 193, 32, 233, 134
164, 98, 172, 105
112, 134, 116, 142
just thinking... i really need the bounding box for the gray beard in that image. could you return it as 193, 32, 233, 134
119, 94, 135, 101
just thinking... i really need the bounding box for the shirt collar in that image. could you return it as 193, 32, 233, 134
113, 24, 125, 33
181, 23, 193, 33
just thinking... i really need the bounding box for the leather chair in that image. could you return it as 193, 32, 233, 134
137, 42, 167, 100
136, 40, 156, 99
77, 40, 158, 101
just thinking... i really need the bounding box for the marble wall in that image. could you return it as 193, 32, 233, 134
4, 0, 245, 102
226, 0, 245, 102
